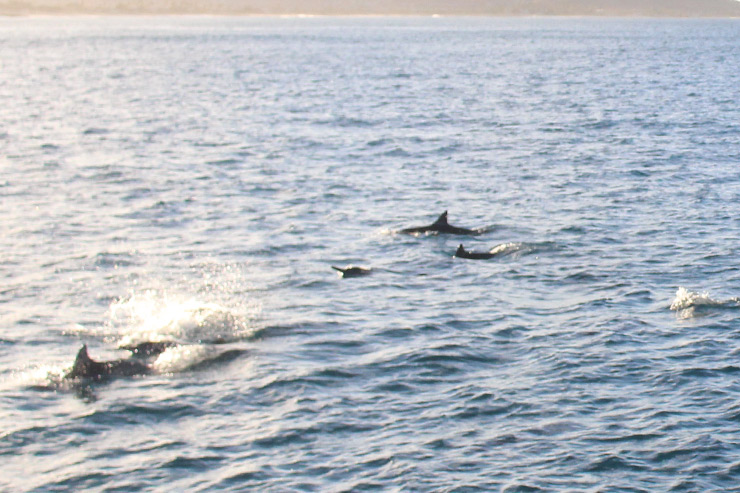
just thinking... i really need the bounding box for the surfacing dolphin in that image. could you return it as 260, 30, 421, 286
332, 265, 372, 278
65, 343, 169, 380
400, 211, 481, 236
454, 244, 498, 260
455, 242, 529, 260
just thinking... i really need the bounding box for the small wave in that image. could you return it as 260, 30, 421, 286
334, 116, 375, 128
670, 287, 740, 318
384, 147, 410, 158
584, 119, 618, 130
365, 138, 391, 148
315, 116, 375, 128
452, 402, 523, 421
82, 127, 109, 135
90, 170, 127, 183
93, 251, 136, 269
163, 455, 224, 470
585, 454, 645, 472
206, 158, 240, 167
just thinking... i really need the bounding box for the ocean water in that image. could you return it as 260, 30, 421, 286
2, 15, 740, 491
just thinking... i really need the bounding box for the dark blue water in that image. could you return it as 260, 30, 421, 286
2, 16, 740, 491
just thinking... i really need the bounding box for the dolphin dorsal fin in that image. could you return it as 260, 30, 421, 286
69, 344, 92, 378
456, 244, 465, 255
433, 211, 449, 226
76, 344, 91, 364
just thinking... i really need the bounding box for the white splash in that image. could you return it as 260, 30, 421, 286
106, 290, 255, 346
490, 242, 525, 256
670, 287, 722, 311
1, 364, 66, 391
670, 287, 740, 319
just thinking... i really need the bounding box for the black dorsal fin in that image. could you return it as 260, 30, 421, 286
69, 344, 92, 378
76, 344, 91, 364
433, 211, 449, 226
456, 244, 465, 256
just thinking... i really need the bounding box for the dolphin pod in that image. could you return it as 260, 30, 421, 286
332, 210, 502, 276
65, 209, 509, 385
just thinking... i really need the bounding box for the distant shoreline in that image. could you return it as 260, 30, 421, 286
0, 0, 740, 18
2, 13, 740, 19
3, 0, 740, 19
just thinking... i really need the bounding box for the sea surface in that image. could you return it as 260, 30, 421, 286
2, 15, 740, 491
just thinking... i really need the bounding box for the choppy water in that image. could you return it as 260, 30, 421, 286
2, 15, 740, 491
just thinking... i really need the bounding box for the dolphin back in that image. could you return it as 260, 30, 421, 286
66, 344, 151, 380
332, 265, 371, 278
454, 243, 497, 259
401, 211, 480, 235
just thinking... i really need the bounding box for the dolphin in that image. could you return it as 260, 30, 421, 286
65, 344, 157, 380
454, 244, 499, 259
332, 265, 372, 278
400, 211, 481, 236
455, 242, 528, 260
